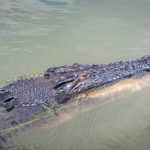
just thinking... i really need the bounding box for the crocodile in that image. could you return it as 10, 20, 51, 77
0, 55, 150, 111
0, 55, 150, 132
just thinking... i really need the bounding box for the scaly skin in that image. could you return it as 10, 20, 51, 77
0, 55, 150, 111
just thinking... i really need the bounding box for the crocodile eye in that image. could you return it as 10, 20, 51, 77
92, 74, 96, 77
54, 78, 75, 89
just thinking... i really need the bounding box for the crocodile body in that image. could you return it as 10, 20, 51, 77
0, 55, 150, 111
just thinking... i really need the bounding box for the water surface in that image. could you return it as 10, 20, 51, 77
0, 0, 150, 80
6, 87, 150, 150
0, 0, 150, 150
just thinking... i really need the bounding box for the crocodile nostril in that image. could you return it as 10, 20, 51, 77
0, 97, 17, 111
0, 89, 11, 97
0, 89, 8, 93
3, 97, 15, 103
0, 89, 6, 95
0, 89, 5, 91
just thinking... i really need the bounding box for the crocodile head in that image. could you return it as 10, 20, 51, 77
45, 55, 150, 103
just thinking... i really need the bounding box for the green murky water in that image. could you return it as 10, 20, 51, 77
6, 87, 150, 150
0, 0, 150, 149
